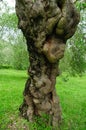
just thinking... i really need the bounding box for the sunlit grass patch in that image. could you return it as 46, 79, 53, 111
0, 69, 86, 130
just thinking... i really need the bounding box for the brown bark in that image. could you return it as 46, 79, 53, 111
15, 0, 80, 128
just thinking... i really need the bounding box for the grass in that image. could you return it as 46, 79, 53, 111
56, 74, 86, 130
0, 69, 86, 130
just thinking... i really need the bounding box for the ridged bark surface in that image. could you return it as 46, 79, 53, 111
15, 0, 80, 127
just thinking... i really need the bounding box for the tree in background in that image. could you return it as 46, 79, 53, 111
0, 39, 14, 68
0, 1, 28, 70
13, 35, 29, 70
15, 0, 80, 128
60, 1, 86, 76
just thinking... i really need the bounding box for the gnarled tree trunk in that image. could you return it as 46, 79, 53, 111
15, 0, 80, 127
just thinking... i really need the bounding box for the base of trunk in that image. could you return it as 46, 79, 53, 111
19, 50, 62, 127
19, 87, 62, 127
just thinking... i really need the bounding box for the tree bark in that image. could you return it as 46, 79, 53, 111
15, 0, 80, 127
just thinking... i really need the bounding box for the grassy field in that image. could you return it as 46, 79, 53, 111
0, 69, 86, 130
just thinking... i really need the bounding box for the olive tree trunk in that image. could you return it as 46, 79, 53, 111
15, 0, 80, 127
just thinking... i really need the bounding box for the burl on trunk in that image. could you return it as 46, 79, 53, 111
15, 0, 80, 127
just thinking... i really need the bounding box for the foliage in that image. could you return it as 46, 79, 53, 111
0, 69, 86, 129
60, 26, 86, 76
68, 29, 86, 76
76, 1, 86, 10
0, 1, 18, 38
0, 13, 18, 29
0, 39, 14, 68
0, 36, 29, 70
13, 36, 29, 70
60, 6, 86, 76
0, 1, 29, 70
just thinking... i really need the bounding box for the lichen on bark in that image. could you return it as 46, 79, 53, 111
15, 0, 80, 127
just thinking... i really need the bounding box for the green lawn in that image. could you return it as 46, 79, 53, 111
0, 69, 86, 130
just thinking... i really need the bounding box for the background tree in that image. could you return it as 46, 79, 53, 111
13, 35, 29, 70
60, 1, 86, 76
0, 1, 28, 70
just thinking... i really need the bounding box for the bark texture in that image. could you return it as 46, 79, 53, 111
15, 0, 80, 127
